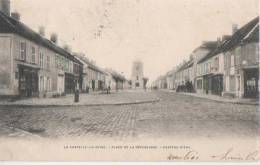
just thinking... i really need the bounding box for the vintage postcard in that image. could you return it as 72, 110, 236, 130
0, 0, 259, 162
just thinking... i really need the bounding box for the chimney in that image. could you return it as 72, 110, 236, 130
63, 44, 71, 53
11, 12, 20, 21
39, 26, 45, 37
217, 37, 222, 46
222, 35, 231, 42
232, 24, 238, 34
0, 0, 10, 16
50, 33, 58, 44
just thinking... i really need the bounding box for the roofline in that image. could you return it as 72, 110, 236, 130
198, 17, 259, 64
0, 11, 81, 65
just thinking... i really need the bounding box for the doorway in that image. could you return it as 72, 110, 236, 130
244, 68, 259, 98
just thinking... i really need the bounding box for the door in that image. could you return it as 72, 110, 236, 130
19, 67, 26, 97
92, 80, 95, 91
244, 69, 259, 98
19, 67, 38, 97
57, 75, 64, 93
212, 75, 223, 96
25, 73, 32, 97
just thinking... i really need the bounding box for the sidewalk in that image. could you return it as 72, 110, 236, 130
162, 89, 259, 105
0, 90, 160, 107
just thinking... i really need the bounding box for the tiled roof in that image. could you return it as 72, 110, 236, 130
177, 59, 194, 72
166, 69, 176, 76
222, 16, 259, 52
198, 16, 259, 64
106, 69, 126, 81
75, 55, 106, 74
0, 11, 82, 65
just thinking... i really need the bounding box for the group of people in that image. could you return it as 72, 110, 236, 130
85, 86, 111, 94
176, 81, 195, 93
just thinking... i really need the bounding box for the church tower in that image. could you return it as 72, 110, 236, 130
131, 60, 144, 89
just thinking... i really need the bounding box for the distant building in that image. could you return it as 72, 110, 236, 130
193, 41, 219, 94
166, 68, 176, 90
175, 60, 192, 85
74, 53, 107, 92
152, 75, 167, 89
105, 69, 126, 91
131, 60, 147, 89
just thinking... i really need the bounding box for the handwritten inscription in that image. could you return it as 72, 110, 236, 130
167, 150, 199, 161
211, 148, 260, 161
167, 148, 260, 161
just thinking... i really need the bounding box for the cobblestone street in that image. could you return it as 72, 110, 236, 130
0, 90, 259, 141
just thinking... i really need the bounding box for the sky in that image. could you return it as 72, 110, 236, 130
11, 0, 259, 82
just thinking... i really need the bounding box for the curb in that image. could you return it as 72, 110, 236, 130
176, 92, 259, 105
0, 98, 161, 108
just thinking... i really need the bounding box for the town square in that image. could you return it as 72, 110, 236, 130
0, 90, 258, 140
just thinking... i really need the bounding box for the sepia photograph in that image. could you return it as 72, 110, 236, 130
0, 0, 259, 162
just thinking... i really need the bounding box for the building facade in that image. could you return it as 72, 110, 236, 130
106, 69, 126, 91
196, 17, 259, 98
192, 41, 219, 93
196, 50, 225, 96
223, 17, 259, 98
0, 10, 83, 98
166, 69, 176, 90
74, 53, 107, 92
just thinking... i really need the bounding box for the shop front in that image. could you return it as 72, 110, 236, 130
211, 74, 224, 96
18, 64, 39, 97
203, 74, 212, 95
243, 68, 259, 98
65, 73, 76, 94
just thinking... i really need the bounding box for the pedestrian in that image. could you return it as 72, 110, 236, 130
74, 89, 80, 103
86, 86, 89, 94
107, 86, 111, 94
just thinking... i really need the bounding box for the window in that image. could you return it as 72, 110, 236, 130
46, 77, 51, 91
231, 55, 234, 67
69, 61, 73, 73
73, 63, 80, 74
235, 48, 241, 66
197, 79, 203, 89
55, 55, 59, 68
31, 47, 36, 64
20, 42, 26, 61
204, 63, 208, 74
40, 51, 44, 68
65, 59, 69, 72
136, 76, 139, 80
214, 57, 219, 71
61, 57, 65, 70
47, 56, 50, 69
39, 76, 44, 91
